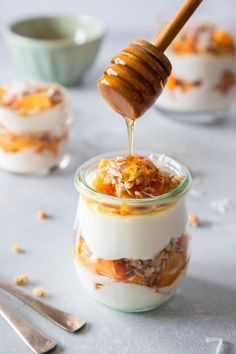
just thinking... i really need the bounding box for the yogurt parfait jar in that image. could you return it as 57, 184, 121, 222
156, 22, 236, 124
74, 152, 191, 312
0, 81, 71, 174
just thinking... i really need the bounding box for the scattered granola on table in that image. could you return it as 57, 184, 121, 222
14, 275, 29, 286
37, 210, 48, 220
12, 245, 23, 254
188, 213, 200, 227
32, 287, 46, 298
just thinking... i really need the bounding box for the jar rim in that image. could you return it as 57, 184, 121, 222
74, 151, 191, 206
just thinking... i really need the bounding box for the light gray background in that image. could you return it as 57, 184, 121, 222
0, 1, 236, 354
1, 0, 235, 33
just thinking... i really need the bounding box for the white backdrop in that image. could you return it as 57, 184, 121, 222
1, 0, 234, 34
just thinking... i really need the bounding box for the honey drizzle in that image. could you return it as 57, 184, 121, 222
125, 117, 135, 155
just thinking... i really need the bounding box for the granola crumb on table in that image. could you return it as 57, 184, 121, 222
32, 287, 46, 298
14, 275, 29, 286
36, 210, 48, 220
188, 213, 200, 227
12, 245, 23, 254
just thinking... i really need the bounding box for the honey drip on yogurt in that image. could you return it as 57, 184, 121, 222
125, 117, 135, 155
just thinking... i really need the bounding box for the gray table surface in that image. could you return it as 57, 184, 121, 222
0, 33, 236, 354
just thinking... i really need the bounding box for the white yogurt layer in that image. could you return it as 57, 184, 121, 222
157, 53, 236, 112
75, 263, 185, 311
78, 196, 187, 260
0, 100, 70, 133
0, 141, 67, 174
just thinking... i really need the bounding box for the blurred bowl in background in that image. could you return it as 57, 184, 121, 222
4, 15, 105, 86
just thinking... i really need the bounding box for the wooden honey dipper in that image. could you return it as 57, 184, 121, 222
97, 0, 203, 119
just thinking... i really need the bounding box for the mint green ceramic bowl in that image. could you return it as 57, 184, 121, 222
5, 15, 105, 86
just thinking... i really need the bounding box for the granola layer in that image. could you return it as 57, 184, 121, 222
0, 125, 68, 155
76, 234, 189, 291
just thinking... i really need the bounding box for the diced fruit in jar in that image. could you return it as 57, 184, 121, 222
0, 82, 65, 115
0, 126, 68, 155
92, 154, 184, 198
76, 234, 189, 291
167, 76, 202, 93
170, 23, 235, 55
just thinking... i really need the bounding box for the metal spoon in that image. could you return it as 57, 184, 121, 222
0, 297, 56, 354
0, 279, 86, 332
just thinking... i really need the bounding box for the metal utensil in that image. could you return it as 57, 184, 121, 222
0, 297, 56, 354
0, 280, 86, 332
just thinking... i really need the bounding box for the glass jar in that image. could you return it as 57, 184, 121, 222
0, 87, 71, 174
0, 123, 70, 174
73, 152, 191, 312
155, 17, 236, 124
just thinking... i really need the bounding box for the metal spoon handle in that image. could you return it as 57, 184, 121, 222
0, 298, 56, 354
0, 280, 85, 332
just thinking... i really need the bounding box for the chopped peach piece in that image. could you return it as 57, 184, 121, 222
213, 31, 234, 49
167, 76, 178, 90
167, 75, 202, 93
158, 253, 186, 287
13, 93, 52, 111
0, 87, 5, 97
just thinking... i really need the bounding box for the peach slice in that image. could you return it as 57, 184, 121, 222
13, 93, 52, 111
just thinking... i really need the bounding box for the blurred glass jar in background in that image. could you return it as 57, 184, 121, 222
0, 81, 71, 174
156, 20, 236, 124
